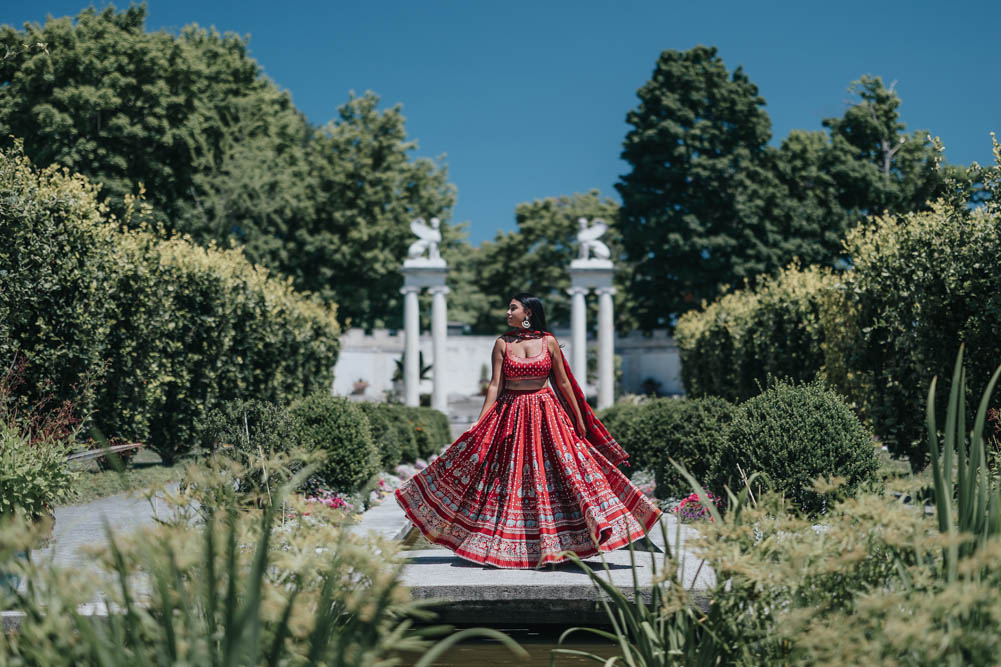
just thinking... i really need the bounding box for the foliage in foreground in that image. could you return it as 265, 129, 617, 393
563, 347, 1001, 666
0, 355, 81, 519
0, 458, 525, 666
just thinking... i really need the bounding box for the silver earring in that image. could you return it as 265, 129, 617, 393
521, 318, 531, 329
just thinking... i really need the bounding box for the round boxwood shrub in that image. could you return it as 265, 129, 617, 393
597, 400, 647, 471
638, 397, 735, 499
195, 399, 307, 495
357, 403, 409, 468
400, 406, 451, 459
715, 379, 879, 515
290, 394, 379, 493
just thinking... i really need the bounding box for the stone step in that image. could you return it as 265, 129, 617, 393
361, 497, 716, 625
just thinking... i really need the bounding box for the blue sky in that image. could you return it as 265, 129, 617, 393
5, 1, 999, 244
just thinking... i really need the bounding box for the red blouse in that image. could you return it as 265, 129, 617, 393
502, 339, 552, 380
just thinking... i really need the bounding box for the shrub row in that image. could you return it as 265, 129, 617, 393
600, 379, 879, 514
676, 194, 1001, 468
0, 144, 341, 463
199, 395, 452, 494
675, 263, 849, 404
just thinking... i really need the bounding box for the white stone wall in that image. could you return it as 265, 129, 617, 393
332, 327, 682, 402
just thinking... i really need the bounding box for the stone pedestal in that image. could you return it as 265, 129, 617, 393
401, 259, 448, 409
567, 258, 615, 410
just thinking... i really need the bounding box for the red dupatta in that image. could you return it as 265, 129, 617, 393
504, 329, 630, 467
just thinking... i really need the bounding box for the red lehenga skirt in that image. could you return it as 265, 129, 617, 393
394, 386, 662, 568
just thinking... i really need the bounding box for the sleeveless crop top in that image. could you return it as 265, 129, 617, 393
502, 339, 552, 380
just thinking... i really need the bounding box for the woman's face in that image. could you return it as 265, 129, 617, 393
506, 300, 529, 328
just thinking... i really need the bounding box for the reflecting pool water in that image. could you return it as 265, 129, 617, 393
396, 626, 620, 666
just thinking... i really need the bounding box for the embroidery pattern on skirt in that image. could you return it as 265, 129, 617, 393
394, 386, 662, 568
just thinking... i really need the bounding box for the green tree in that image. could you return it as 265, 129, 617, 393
822, 75, 957, 217
466, 191, 632, 333
303, 92, 456, 328
616, 46, 777, 330
0, 5, 277, 225
1, 6, 458, 329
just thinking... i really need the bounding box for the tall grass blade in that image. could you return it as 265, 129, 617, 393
944, 345, 962, 491
926, 376, 952, 536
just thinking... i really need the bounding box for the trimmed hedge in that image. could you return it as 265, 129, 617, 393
675, 263, 849, 403
714, 379, 879, 515
597, 401, 649, 472
677, 194, 1001, 469
843, 202, 1001, 467
601, 397, 734, 498
0, 145, 341, 462
358, 403, 413, 466
290, 394, 380, 493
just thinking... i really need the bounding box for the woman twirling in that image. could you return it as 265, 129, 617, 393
394, 293, 661, 568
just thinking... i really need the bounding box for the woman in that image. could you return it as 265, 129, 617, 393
394, 293, 661, 568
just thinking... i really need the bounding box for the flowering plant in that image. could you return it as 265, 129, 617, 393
303, 491, 355, 513
674, 491, 718, 522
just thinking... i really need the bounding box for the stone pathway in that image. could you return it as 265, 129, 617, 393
34, 486, 180, 569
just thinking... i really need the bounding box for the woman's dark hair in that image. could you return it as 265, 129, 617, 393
511, 292, 548, 332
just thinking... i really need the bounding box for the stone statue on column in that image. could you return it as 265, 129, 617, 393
406, 218, 443, 265
569, 218, 615, 409
402, 217, 448, 411
576, 218, 611, 261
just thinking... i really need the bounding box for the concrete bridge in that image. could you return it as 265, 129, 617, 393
351, 497, 715, 626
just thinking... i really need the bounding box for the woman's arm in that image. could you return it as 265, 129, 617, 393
476, 338, 507, 421
548, 336, 587, 436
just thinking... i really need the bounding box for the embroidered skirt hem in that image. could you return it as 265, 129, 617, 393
394, 386, 662, 569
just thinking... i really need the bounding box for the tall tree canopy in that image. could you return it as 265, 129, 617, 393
0, 4, 455, 329
617, 46, 965, 330
616, 46, 775, 329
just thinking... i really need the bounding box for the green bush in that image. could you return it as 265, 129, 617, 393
195, 399, 308, 496
0, 145, 341, 463
290, 394, 379, 493
601, 397, 735, 497
398, 406, 451, 459
357, 403, 408, 467
714, 379, 879, 514
597, 400, 647, 472
843, 200, 1001, 468
647, 397, 735, 499
0, 422, 75, 519
675, 263, 850, 403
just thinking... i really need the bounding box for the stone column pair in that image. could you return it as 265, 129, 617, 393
401, 218, 449, 412
399, 283, 449, 412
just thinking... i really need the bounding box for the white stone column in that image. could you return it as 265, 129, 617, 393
596, 286, 616, 409
401, 286, 421, 407
567, 286, 589, 379
430, 285, 449, 414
